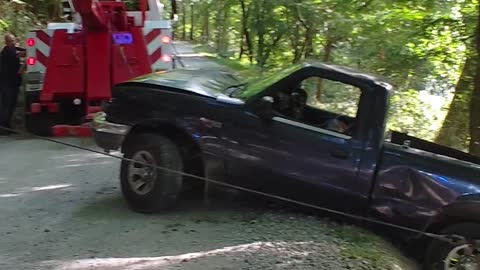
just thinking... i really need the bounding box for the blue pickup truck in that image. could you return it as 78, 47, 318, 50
92, 62, 480, 270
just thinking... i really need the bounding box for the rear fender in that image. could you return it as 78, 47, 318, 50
427, 195, 480, 233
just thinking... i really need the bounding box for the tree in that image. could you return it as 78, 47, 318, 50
4, 0, 479, 156
469, 2, 480, 155
436, 0, 479, 154
436, 55, 476, 151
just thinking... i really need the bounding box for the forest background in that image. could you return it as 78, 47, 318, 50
1, 0, 479, 156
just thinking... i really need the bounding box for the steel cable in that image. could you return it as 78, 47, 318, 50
0, 125, 470, 246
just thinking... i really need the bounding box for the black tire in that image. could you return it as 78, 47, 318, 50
424, 222, 480, 270
24, 91, 56, 136
24, 90, 40, 113
120, 133, 183, 213
24, 112, 56, 136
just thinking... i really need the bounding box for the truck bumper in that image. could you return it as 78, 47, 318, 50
91, 112, 130, 151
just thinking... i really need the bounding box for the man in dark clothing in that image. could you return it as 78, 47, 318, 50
0, 34, 25, 134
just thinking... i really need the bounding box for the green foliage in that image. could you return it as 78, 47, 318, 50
180, 0, 479, 154
387, 89, 447, 140
0, 1, 40, 41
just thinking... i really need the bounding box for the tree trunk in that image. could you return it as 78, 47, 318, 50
323, 38, 334, 62
182, 1, 186, 40
469, 5, 480, 156
436, 56, 475, 151
50, 0, 61, 20
218, 2, 231, 56
189, 4, 194, 41
243, 3, 254, 63
260, 33, 284, 68
215, 1, 224, 53
201, 13, 210, 43
239, 0, 247, 60
291, 23, 303, 63
200, 3, 210, 43
316, 36, 334, 101
471, 67, 480, 155
239, 40, 245, 59
257, 33, 265, 67
205, 15, 210, 42
304, 27, 315, 58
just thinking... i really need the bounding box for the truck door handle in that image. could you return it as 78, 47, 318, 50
330, 149, 349, 160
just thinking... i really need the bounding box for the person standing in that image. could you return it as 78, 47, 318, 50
0, 33, 25, 134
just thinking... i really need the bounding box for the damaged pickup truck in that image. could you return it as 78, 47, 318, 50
92, 62, 480, 270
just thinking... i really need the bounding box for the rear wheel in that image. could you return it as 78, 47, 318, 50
120, 133, 183, 213
24, 91, 55, 136
424, 222, 480, 270
24, 112, 57, 136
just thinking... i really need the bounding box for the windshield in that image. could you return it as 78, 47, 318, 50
231, 64, 303, 100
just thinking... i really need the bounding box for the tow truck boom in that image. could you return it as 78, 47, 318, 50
73, 0, 109, 31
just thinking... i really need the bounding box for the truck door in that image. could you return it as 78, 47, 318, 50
225, 72, 375, 214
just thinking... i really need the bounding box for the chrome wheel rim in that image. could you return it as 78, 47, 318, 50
128, 151, 157, 195
444, 244, 480, 270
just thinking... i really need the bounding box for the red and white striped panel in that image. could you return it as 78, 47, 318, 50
143, 27, 173, 72
26, 29, 54, 73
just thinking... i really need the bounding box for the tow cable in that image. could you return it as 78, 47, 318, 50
0, 125, 479, 270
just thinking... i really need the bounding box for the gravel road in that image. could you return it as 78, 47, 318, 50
0, 42, 419, 270
173, 41, 227, 70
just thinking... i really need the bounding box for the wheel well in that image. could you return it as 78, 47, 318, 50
426, 202, 480, 234
412, 206, 480, 259
123, 124, 206, 189
427, 217, 480, 235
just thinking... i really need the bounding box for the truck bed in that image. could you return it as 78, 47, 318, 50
390, 131, 480, 165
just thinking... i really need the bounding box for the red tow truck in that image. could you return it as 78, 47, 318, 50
23, 0, 178, 136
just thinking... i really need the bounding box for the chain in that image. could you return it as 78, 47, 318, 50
0, 125, 472, 247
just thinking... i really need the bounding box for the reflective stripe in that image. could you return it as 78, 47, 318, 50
143, 28, 153, 37
26, 29, 53, 89
36, 36, 51, 58
272, 117, 352, 140
147, 34, 162, 55
143, 27, 172, 71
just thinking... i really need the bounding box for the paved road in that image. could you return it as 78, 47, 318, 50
173, 41, 227, 70
0, 42, 417, 270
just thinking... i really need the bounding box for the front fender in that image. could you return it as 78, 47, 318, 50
121, 116, 204, 152
121, 116, 227, 182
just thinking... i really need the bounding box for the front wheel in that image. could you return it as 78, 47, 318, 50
424, 222, 480, 270
120, 133, 183, 213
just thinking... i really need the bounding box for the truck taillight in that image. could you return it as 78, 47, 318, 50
27, 57, 36, 65
162, 55, 172, 62
161, 36, 171, 44
27, 38, 35, 47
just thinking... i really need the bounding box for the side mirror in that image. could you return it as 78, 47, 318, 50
255, 96, 274, 121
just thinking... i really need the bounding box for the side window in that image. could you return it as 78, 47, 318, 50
271, 76, 362, 136
301, 77, 361, 118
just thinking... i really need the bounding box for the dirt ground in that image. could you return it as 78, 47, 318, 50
0, 42, 419, 270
